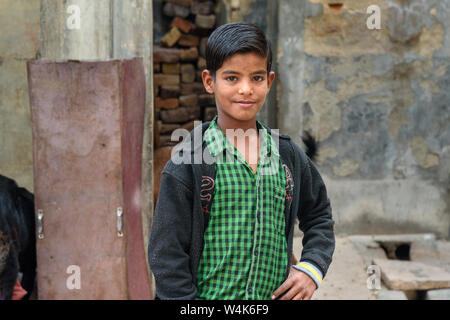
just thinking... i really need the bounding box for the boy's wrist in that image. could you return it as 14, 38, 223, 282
292, 261, 323, 289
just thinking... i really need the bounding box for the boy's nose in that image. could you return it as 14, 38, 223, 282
238, 80, 253, 95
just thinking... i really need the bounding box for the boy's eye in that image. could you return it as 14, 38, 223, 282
226, 76, 238, 82
254, 76, 264, 81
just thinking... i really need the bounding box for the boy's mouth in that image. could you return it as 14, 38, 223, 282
235, 100, 256, 108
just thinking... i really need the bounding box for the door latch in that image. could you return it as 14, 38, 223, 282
117, 207, 123, 237
37, 209, 44, 239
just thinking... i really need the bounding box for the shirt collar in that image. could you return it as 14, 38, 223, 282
203, 115, 280, 160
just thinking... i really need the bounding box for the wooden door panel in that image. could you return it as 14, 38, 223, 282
27, 59, 151, 299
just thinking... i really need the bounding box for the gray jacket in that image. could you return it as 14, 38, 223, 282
148, 121, 335, 299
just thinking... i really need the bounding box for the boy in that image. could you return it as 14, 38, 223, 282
149, 22, 335, 300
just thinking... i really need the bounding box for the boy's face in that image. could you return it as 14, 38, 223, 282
202, 52, 275, 125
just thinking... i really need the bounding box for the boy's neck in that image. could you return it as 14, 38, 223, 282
216, 115, 259, 134
216, 114, 261, 169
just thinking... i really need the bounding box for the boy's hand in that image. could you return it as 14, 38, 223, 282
271, 267, 316, 300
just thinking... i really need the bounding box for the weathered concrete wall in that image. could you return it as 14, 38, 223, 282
40, 0, 112, 59
278, 0, 450, 238
0, 0, 40, 190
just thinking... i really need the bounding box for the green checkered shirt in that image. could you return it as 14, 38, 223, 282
197, 116, 289, 300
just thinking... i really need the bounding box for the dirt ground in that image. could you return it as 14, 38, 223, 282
148, 234, 448, 300
293, 235, 375, 300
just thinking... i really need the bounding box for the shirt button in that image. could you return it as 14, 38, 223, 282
247, 287, 252, 294
254, 250, 258, 256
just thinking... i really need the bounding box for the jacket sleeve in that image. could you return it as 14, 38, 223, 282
293, 143, 335, 279
148, 168, 197, 300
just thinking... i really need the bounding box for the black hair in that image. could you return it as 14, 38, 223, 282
206, 22, 272, 78
0, 174, 36, 300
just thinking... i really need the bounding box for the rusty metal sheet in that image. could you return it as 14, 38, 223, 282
27, 58, 151, 299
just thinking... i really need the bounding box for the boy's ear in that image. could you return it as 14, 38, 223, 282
267, 71, 275, 89
202, 69, 215, 94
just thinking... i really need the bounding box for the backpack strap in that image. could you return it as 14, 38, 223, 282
200, 162, 216, 230
195, 121, 217, 231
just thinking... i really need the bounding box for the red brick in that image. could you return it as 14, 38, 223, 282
160, 123, 181, 134
155, 97, 179, 110
178, 34, 200, 47
160, 105, 200, 123
179, 47, 199, 61
159, 134, 182, 147
161, 27, 182, 47
181, 64, 196, 83
154, 46, 181, 63
179, 94, 198, 107
171, 17, 195, 33
154, 74, 180, 86
181, 82, 206, 95
191, 1, 215, 15
162, 63, 181, 74
195, 14, 216, 29
160, 85, 180, 98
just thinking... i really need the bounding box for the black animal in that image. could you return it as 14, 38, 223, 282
0, 175, 36, 300
303, 130, 318, 162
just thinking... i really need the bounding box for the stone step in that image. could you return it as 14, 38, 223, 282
348, 235, 387, 268
410, 240, 450, 273
374, 258, 450, 291
348, 233, 437, 262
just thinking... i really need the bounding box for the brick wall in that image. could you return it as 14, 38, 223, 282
153, 0, 219, 148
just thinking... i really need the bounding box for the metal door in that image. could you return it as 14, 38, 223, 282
27, 59, 151, 299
